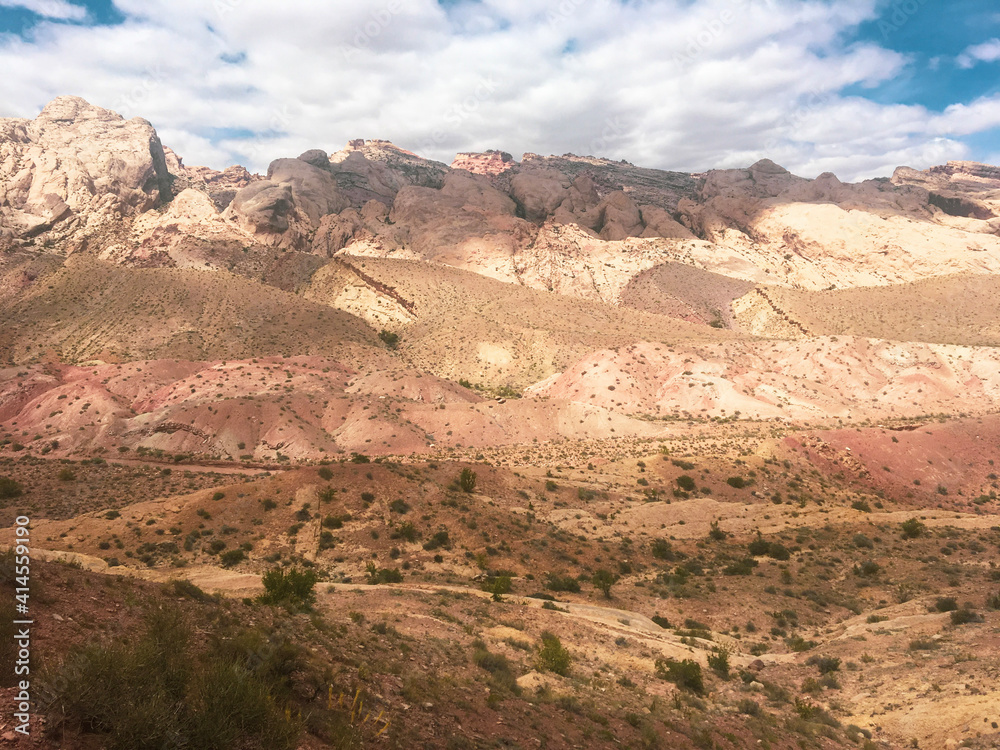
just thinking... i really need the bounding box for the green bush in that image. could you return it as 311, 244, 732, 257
854, 560, 880, 577
459, 468, 477, 493
655, 658, 704, 694
422, 530, 450, 551
901, 517, 926, 539
591, 569, 618, 598
950, 608, 981, 626
934, 597, 958, 612
676, 475, 696, 492
378, 330, 399, 349
545, 573, 581, 593
723, 557, 758, 576
317, 466, 333, 481
0, 476, 24, 498
726, 476, 746, 489
651, 538, 677, 561
707, 648, 730, 679
365, 563, 403, 585
39, 607, 300, 750
257, 568, 317, 610
219, 549, 246, 567
536, 632, 571, 676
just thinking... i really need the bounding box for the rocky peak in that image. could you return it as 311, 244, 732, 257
451, 150, 516, 176
0, 95, 171, 248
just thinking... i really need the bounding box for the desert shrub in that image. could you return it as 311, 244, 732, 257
58, 468, 77, 482
378, 330, 399, 349
0, 476, 23, 499
389, 498, 410, 514
854, 560, 880, 577
591, 569, 618, 598
261, 498, 277, 511
393, 521, 417, 541
459, 468, 477, 493
747, 536, 770, 556
934, 596, 959, 612
651, 615, 671, 629
39, 608, 300, 750
651, 538, 677, 561
212, 491, 226, 501
257, 568, 317, 610
422, 530, 450, 551
811, 656, 841, 674
726, 476, 746, 489
317, 466, 333, 481
365, 563, 403, 585
908, 638, 938, 651
987, 592, 1000, 610
655, 658, 704, 694
208, 540, 227, 555
676, 475, 696, 492
169, 579, 211, 602
483, 575, 512, 601
901, 517, 926, 539
708, 520, 727, 541
545, 573, 581, 593
536, 632, 571, 676
350, 453, 370, 464
851, 500, 872, 513
723, 557, 758, 576
767, 543, 791, 561
219, 549, 246, 567
737, 698, 761, 716
950, 608, 982, 625
707, 648, 730, 679
472, 645, 520, 696
852, 534, 874, 549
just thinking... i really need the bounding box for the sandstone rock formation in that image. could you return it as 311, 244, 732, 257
0, 96, 170, 246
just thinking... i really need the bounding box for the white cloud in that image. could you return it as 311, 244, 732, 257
0, 0, 86, 20
957, 38, 1000, 69
0, 0, 994, 181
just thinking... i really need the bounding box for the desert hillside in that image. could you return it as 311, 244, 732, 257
2, 97, 1000, 750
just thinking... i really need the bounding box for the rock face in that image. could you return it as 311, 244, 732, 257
0, 96, 170, 245
451, 150, 516, 177
7, 95, 1000, 318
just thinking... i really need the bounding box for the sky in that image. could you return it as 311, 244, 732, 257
1, 0, 999, 181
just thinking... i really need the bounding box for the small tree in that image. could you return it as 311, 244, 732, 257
707, 647, 731, 679
459, 468, 477, 493
486, 575, 512, 602
536, 632, 571, 676
591, 569, 619, 599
